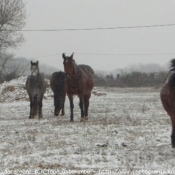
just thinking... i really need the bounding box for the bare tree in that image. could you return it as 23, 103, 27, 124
0, 53, 29, 82
0, 53, 13, 82
0, 0, 26, 51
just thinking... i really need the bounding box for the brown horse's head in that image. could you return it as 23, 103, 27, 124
62, 53, 76, 76
31, 61, 39, 76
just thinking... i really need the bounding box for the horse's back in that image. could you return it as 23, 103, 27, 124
50, 71, 65, 92
78, 64, 94, 76
78, 64, 94, 92
161, 71, 175, 95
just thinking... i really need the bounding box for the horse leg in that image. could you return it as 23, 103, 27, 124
161, 95, 175, 147
84, 93, 91, 120
29, 101, 33, 119
38, 97, 43, 118
33, 96, 38, 117
61, 107, 65, 116
170, 112, 175, 148
79, 96, 85, 122
68, 94, 74, 122
29, 96, 34, 119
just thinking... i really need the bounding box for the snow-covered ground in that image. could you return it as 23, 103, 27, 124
0, 77, 174, 175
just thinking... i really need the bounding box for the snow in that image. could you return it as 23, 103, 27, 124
0, 77, 174, 175
0, 76, 53, 103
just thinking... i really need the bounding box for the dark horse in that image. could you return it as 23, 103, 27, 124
26, 61, 46, 119
62, 52, 94, 122
50, 71, 66, 116
160, 59, 175, 147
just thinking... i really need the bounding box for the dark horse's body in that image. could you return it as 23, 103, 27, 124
26, 61, 46, 119
62, 53, 94, 122
160, 59, 175, 147
50, 71, 66, 116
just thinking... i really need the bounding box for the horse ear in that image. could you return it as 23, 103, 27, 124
62, 53, 66, 60
31, 61, 33, 65
36, 61, 38, 65
70, 52, 74, 59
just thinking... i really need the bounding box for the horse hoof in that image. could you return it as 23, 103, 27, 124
80, 117, 88, 122
80, 117, 87, 122
84, 116, 88, 120
80, 117, 84, 122
70, 119, 74, 122
172, 142, 175, 148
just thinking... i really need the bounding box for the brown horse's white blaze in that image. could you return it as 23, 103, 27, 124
62, 52, 94, 122
160, 59, 175, 147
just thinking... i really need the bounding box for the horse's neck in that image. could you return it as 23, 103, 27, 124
72, 64, 78, 75
72, 65, 81, 78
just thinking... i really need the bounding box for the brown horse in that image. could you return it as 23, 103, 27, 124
50, 71, 66, 116
26, 61, 46, 119
62, 52, 94, 122
160, 59, 175, 147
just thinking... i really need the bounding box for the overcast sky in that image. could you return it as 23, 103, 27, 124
13, 0, 175, 72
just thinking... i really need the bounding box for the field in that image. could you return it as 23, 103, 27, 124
0, 83, 174, 174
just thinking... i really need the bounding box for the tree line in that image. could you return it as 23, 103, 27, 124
94, 71, 166, 87
0, 55, 167, 87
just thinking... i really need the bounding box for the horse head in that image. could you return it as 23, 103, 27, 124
62, 52, 77, 77
54, 98, 64, 116
31, 61, 39, 77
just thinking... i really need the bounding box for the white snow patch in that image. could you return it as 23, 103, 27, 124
0, 78, 173, 174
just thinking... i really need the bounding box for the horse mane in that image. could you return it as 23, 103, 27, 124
170, 59, 175, 71
69, 58, 78, 75
168, 59, 175, 87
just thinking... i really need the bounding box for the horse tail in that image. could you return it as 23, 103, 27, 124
168, 59, 175, 87
33, 96, 38, 116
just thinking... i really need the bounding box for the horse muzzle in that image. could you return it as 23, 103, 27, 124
32, 72, 37, 76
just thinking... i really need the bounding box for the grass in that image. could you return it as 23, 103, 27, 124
0, 87, 174, 174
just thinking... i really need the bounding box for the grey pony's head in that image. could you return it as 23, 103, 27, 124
30, 61, 39, 76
